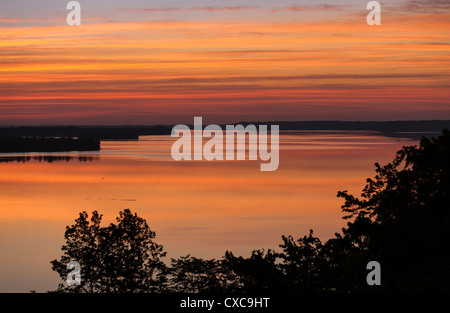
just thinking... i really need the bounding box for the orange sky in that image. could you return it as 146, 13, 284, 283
0, 1, 449, 124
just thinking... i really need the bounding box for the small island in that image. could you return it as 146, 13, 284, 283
0, 137, 100, 153
0, 125, 173, 153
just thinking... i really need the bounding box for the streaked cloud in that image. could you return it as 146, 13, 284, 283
402, 0, 450, 13
270, 4, 342, 13
121, 6, 261, 14
0, 1, 448, 124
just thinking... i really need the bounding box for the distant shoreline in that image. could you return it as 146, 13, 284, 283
0, 125, 173, 140
0, 121, 448, 153
232, 120, 450, 132
1, 120, 449, 133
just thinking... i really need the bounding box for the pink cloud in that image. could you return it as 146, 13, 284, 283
122, 6, 261, 14
270, 4, 341, 13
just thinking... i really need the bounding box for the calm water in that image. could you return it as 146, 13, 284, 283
0, 131, 418, 292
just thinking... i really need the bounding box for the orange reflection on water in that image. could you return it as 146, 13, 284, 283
0, 131, 418, 292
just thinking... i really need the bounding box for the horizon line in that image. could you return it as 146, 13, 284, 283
1, 119, 450, 128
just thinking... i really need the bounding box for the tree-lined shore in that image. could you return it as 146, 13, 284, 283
0, 125, 172, 153
0, 137, 100, 153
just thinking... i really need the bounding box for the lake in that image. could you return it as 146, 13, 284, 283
0, 131, 419, 292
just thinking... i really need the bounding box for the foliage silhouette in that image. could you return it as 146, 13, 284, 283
167, 255, 226, 292
51, 129, 450, 292
51, 209, 167, 292
334, 128, 450, 291
221, 249, 283, 292
278, 230, 326, 292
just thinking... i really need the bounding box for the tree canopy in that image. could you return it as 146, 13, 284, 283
51, 209, 167, 292
335, 128, 450, 291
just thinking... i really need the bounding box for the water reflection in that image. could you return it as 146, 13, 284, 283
0, 131, 420, 292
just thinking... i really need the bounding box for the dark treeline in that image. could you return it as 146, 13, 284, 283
2, 121, 449, 141
233, 120, 450, 139
50, 129, 450, 293
0, 125, 172, 140
0, 125, 172, 153
0, 155, 99, 163
237, 120, 450, 132
0, 137, 100, 153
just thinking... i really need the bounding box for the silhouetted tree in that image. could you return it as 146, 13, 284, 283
221, 249, 283, 292
51, 209, 167, 293
335, 129, 450, 291
273, 129, 450, 292
167, 255, 227, 292
165, 250, 284, 293
278, 230, 327, 292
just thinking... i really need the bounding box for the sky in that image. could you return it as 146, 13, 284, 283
0, 0, 449, 125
